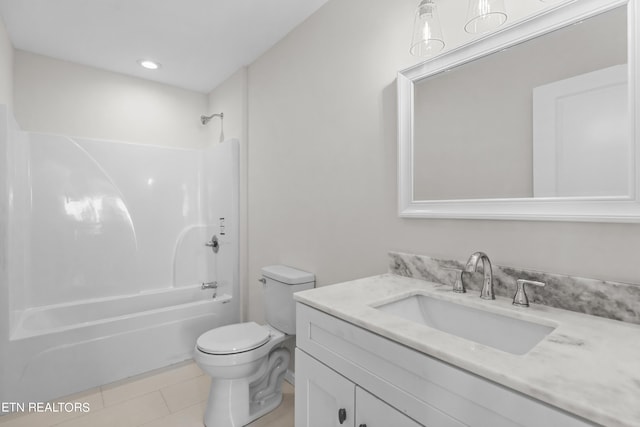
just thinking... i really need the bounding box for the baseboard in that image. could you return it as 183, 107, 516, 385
284, 369, 295, 385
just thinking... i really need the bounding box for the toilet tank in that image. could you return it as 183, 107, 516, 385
262, 265, 315, 335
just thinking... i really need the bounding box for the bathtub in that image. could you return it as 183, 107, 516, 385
6, 285, 238, 404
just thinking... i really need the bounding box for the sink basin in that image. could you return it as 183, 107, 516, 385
374, 294, 555, 355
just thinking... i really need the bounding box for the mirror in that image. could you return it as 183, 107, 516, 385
398, 0, 640, 222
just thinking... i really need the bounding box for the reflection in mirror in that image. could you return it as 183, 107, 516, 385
413, 6, 628, 201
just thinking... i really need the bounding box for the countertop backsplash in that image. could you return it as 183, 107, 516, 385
389, 251, 640, 324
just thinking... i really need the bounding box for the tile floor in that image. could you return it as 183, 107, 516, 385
0, 360, 294, 427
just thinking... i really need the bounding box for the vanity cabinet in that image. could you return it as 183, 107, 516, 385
355, 386, 423, 427
296, 348, 421, 427
295, 303, 596, 427
295, 348, 354, 427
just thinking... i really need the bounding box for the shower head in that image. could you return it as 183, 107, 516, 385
201, 112, 224, 125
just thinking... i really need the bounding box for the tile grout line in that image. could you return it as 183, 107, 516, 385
100, 361, 200, 393
99, 388, 105, 412
159, 373, 210, 414
101, 365, 205, 408
157, 387, 171, 416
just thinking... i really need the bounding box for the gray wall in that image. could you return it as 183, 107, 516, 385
0, 15, 12, 107
13, 51, 210, 147
244, 0, 640, 324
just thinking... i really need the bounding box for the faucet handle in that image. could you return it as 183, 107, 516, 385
442, 267, 466, 294
513, 279, 545, 307
201, 281, 218, 299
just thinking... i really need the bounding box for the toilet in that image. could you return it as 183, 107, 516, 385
194, 265, 315, 427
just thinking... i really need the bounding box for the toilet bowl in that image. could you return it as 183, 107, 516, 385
194, 323, 289, 426
194, 265, 314, 427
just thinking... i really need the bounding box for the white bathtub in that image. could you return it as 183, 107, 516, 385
6, 285, 238, 403
12, 285, 226, 338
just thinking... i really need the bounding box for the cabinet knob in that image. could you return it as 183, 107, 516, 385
338, 408, 347, 424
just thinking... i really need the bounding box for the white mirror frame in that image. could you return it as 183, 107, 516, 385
398, 0, 640, 222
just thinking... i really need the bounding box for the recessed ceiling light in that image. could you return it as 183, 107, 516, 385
138, 59, 161, 70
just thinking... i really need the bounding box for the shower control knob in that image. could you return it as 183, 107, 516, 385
258, 278, 266, 285
205, 235, 219, 253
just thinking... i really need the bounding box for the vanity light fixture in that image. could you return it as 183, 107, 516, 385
410, 0, 508, 57
410, 0, 445, 57
138, 59, 161, 70
464, 0, 508, 34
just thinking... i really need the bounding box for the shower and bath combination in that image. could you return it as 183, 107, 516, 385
0, 108, 241, 404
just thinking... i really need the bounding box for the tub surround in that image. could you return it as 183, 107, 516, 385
295, 273, 640, 426
389, 251, 640, 324
0, 107, 241, 405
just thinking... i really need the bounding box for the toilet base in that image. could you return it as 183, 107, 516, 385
202, 346, 290, 427
250, 391, 284, 422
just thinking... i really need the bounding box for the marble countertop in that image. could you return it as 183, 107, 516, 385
294, 274, 640, 427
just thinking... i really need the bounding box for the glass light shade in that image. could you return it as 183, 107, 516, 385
410, 0, 445, 57
464, 0, 508, 34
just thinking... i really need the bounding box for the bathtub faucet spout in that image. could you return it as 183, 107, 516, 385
202, 281, 218, 298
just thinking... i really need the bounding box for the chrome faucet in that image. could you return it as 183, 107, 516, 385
201, 281, 218, 290
443, 267, 466, 293
464, 252, 495, 300
513, 279, 545, 307
201, 281, 218, 298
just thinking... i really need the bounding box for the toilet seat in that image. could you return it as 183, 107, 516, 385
197, 322, 271, 355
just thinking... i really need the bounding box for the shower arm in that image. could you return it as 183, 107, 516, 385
200, 112, 224, 125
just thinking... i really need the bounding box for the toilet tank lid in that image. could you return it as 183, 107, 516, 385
261, 265, 315, 285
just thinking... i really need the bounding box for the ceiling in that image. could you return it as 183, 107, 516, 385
0, 0, 330, 93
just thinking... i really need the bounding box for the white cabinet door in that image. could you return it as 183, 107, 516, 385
295, 348, 355, 427
355, 387, 423, 427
